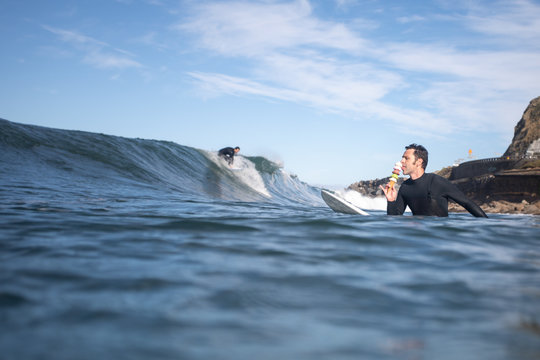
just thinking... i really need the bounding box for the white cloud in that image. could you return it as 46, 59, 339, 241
134, 32, 170, 51
464, 0, 540, 44
397, 15, 425, 23
83, 52, 142, 69
381, 43, 540, 90
334, 0, 358, 9
43, 25, 108, 48
177, 0, 540, 135
177, 0, 365, 56
43, 25, 142, 69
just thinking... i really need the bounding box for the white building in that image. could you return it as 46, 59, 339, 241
525, 138, 540, 158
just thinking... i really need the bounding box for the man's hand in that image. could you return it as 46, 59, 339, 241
379, 184, 397, 202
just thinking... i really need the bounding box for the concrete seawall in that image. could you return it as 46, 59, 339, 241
449, 158, 540, 212
452, 171, 540, 202
449, 158, 519, 180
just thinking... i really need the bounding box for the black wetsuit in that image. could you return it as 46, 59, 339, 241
218, 147, 236, 165
388, 173, 487, 217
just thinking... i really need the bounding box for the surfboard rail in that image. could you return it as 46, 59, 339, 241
321, 189, 370, 216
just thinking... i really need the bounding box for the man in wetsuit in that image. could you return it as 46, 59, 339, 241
218, 146, 240, 166
380, 144, 487, 217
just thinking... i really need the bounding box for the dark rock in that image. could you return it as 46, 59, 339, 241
504, 96, 540, 158
348, 178, 404, 197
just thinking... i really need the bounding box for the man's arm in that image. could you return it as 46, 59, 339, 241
441, 178, 488, 218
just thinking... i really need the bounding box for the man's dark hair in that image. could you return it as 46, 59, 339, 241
406, 144, 428, 169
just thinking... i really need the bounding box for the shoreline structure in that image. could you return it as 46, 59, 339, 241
348, 96, 540, 215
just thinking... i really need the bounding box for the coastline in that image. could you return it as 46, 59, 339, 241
448, 198, 540, 215
348, 167, 540, 216
447, 166, 540, 215
347, 95, 540, 216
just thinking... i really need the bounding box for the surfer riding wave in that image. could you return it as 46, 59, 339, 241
218, 146, 240, 166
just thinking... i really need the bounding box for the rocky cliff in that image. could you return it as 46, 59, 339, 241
504, 96, 540, 158
348, 96, 540, 215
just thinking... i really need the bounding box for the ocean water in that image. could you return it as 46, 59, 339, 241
1, 119, 539, 360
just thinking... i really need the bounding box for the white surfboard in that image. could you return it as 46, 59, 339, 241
321, 189, 370, 216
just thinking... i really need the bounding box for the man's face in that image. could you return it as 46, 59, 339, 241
401, 149, 422, 175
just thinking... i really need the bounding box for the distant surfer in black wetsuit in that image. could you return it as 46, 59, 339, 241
380, 144, 488, 217
218, 146, 240, 166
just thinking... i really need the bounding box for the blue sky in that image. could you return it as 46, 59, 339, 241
1, 0, 539, 186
